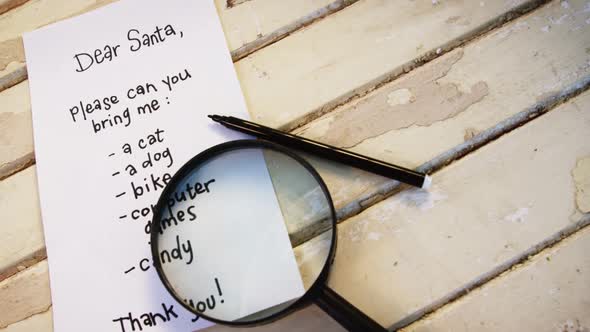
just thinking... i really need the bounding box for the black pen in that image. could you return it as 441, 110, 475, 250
208, 115, 431, 189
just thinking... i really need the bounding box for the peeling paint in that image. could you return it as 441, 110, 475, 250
501, 207, 530, 223
387, 88, 415, 106
445, 15, 471, 26
304, 49, 488, 149
369, 186, 448, 224
572, 156, 590, 213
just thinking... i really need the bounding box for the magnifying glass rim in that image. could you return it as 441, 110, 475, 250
150, 139, 338, 327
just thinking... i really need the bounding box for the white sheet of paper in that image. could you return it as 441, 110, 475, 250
23, 0, 304, 330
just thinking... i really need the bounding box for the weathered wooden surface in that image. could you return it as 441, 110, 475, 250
0, 166, 44, 281
5, 0, 587, 270
237, 0, 546, 130
0, 0, 349, 91
295, 0, 590, 220
402, 225, 590, 332
320, 90, 590, 329
0, 260, 50, 328
0, 82, 32, 180
2, 308, 52, 332
2, 0, 575, 256
0, 0, 546, 179
1, 0, 589, 330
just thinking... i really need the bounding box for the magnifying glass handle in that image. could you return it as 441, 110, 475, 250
315, 286, 388, 332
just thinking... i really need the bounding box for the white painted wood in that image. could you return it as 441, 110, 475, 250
0, 0, 342, 90
312, 91, 590, 328
0, 260, 50, 328
402, 226, 590, 332
1, 308, 52, 332
2, 0, 589, 329
237, 0, 535, 130
295, 0, 590, 215
0, 0, 335, 49
0, 166, 44, 280
214, 0, 344, 59
0, 81, 32, 180
0, 0, 557, 277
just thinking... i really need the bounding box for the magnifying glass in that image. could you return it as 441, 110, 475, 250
150, 140, 387, 331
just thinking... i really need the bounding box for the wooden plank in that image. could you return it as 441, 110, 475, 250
216, 0, 356, 61
307, 90, 590, 329
1, 308, 52, 332
0, 81, 33, 180
0, 260, 50, 328
0, 166, 44, 280
0, 0, 344, 90
294, 0, 590, 218
402, 226, 590, 332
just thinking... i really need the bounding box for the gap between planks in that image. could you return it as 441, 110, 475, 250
393, 213, 590, 331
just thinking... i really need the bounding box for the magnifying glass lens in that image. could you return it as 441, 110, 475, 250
152, 143, 335, 324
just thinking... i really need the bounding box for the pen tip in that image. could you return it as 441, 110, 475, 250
208, 114, 221, 122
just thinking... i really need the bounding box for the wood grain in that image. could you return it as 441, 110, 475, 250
0, 261, 50, 328
0, 81, 33, 180
293, 0, 590, 225
0, 0, 564, 219
0, 166, 45, 281
312, 90, 590, 329
1, 308, 52, 332
402, 225, 590, 332
237, 0, 546, 131
1, 0, 589, 330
